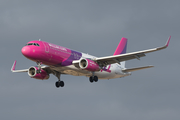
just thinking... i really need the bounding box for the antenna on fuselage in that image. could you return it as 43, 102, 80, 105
39, 39, 41, 41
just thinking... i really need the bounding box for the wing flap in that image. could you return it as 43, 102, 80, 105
11, 61, 51, 73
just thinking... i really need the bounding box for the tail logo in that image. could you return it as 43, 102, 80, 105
101, 65, 111, 73
113, 37, 127, 55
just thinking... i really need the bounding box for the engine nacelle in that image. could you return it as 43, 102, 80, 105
28, 66, 50, 80
79, 59, 100, 71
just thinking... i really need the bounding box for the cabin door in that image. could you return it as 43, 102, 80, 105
43, 42, 49, 53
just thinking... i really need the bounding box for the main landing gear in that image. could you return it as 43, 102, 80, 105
89, 76, 98, 83
54, 71, 64, 88
55, 81, 64, 88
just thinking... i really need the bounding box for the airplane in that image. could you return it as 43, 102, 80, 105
11, 36, 171, 88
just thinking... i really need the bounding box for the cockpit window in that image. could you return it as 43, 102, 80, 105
34, 43, 40, 46
26, 43, 40, 46
26, 43, 33, 46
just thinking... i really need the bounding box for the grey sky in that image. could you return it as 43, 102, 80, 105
0, 0, 180, 120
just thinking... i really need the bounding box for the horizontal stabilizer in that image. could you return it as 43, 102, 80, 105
122, 65, 154, 72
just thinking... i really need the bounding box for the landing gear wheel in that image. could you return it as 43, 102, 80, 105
55, 81, 60, 88
94, 76, 98, 82
60, 81, 64, 87
54, 72, 65, 88
37, 69, 41, 74
55, 81, 64, 88
89, 76, 93, 83
89, 76, 98, 83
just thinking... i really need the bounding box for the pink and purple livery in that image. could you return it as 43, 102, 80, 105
11, 36, 171, 88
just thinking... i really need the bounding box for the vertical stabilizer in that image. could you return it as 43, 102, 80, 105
113, 37, 127, 55
113, 37, 128, 68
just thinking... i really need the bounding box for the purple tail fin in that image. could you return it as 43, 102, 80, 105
113, 37, 128, 55
113, 37, 128, 68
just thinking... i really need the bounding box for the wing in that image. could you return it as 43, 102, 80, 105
11, 61, 52, 73
94, 36, 171, 66
11, 61, 29, 72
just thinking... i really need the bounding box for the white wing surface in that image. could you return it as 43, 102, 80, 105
94, 36, 171, 66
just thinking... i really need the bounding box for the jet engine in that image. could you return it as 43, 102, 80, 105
79, 59, 100, 71
28, 66, 49, 80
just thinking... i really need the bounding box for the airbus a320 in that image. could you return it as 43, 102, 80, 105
11, 36, 171, 88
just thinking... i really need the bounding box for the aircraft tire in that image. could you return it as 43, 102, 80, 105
94, 76, 98, 82
37, 69, 41, 74
55, 81, 60, 88
55, 81, 64, 88
89, 76, 93, 83
60, 81, 64, 87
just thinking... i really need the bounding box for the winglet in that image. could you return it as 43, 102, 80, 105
11, 61, 29, 73
11, 61, 17, 72
155, 36, 171, 51
165, 36, 171, 47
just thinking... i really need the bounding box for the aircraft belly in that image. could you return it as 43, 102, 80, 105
63, 70, 89, 76
49, 65, 91, 76
49, 65, 131, 79
95, 70, 131, 79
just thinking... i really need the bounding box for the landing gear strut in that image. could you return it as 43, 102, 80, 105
36, 61, 42, 74
54, 71, 65, 88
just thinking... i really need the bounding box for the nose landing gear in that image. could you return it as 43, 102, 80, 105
36, 61, 42, 74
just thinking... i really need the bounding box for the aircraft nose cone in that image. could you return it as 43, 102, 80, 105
21, 46, 30, 56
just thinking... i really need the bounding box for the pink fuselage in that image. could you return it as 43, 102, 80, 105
21, 40, 82, 66
20, 40, 131, 80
